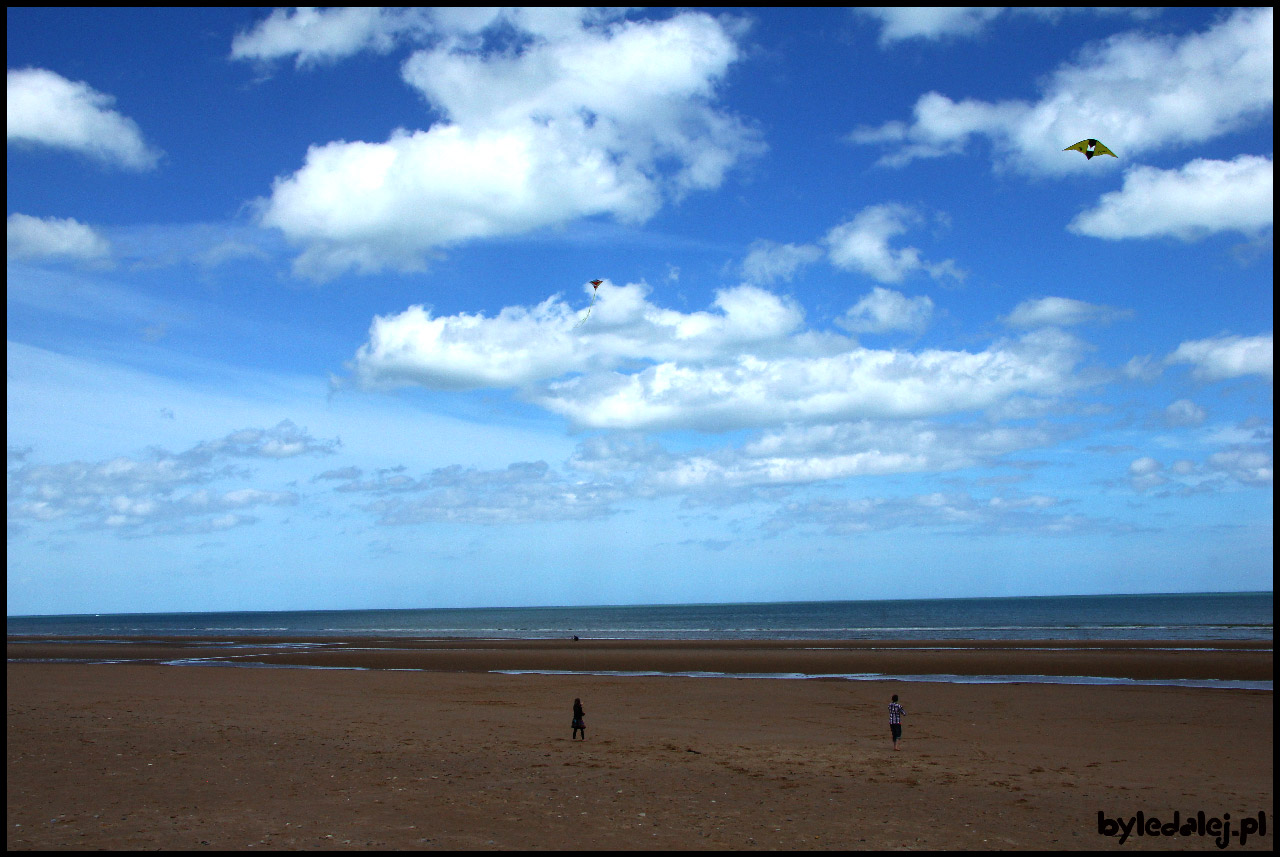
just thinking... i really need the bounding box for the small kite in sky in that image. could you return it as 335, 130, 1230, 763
574, 279, 604, 328
1064, 139, 1117, 160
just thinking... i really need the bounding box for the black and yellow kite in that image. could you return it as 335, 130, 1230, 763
1064, 139, 1117, 160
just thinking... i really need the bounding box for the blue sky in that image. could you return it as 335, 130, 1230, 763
7, 7, 1273, 616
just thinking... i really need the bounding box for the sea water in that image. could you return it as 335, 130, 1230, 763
7, 591, 1271, 642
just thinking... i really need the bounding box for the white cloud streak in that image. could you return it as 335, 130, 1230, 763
1002, 296, 1130, 328
856, 8, 1151, 47
764, 491, 1082, 536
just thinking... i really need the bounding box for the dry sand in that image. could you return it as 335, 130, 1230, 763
6, 639, 1273, 850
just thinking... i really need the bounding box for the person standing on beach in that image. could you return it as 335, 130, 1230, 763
571, 698, 586, 741
888, 694, 905, 750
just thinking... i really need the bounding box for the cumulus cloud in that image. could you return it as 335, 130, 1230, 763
346, 283, 1088, 432
836, 287, 934, 334
7, 213, 110, 262
536, 328, 1086, 432
1002, 296, 1130, 328
1166, 333, 1273, 381
7, 68, 161, 170
1069, 156, 1273, 240
7, 421, 337, 537
347, 281, 809, 392
850, 8, 1273, 174
249, 9, 762, 278
823, 204, 963, 283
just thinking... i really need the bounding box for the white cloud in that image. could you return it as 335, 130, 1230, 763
856, 8, 1007, 45
1206, 447, 1272, 486
691, 421, 1056, 489
349, 282, 1087, 433
566, 420, 1061, 502
7, 213, 110, 262
855, 8, 1152, 47
764, 490, 1081, 536
740, 240, 823, 285
7, 421, 333, 537
7, 68, 161, 170
1069, 156, 1273, 240
837, 286, 934, 334
1163, 399, 1207, 428
230, 7, 430, 67
823, 204, 963, 283
252, 10, 762, 278
1166, 333, 1273, 381
183, 419, 341, 462
850, 8, 1273, 174
348, 281, 809, 391
1124, 442, 1273, 494
1123, 354, 1163, 382
1128, 455, 1166, 492
1002, 296, 1130, 328
336, 460, 625, 526
261, 124, 663, 278
536, 328, 1086, 431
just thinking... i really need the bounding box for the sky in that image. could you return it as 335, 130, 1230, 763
6, 7, 1273, 616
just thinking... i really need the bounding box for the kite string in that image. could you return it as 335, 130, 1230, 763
573, 290, 599, 329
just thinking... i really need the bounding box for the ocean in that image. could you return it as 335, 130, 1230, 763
7, 591, 1272, 642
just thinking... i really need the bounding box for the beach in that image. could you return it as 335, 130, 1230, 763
7, 639, 1273, 850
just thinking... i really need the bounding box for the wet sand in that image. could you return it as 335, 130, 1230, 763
7, 635, 1274, 681
6, 640, 1273, 850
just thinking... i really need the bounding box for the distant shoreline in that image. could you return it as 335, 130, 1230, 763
8, 635, 1272, 687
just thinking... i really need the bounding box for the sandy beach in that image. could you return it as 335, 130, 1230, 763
7, 639, 1273, 850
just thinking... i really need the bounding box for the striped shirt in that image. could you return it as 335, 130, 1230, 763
888, 702, 905, 725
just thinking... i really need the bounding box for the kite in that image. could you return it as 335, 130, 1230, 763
1064, 139, 1117, 160
574, 279, 604, 328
